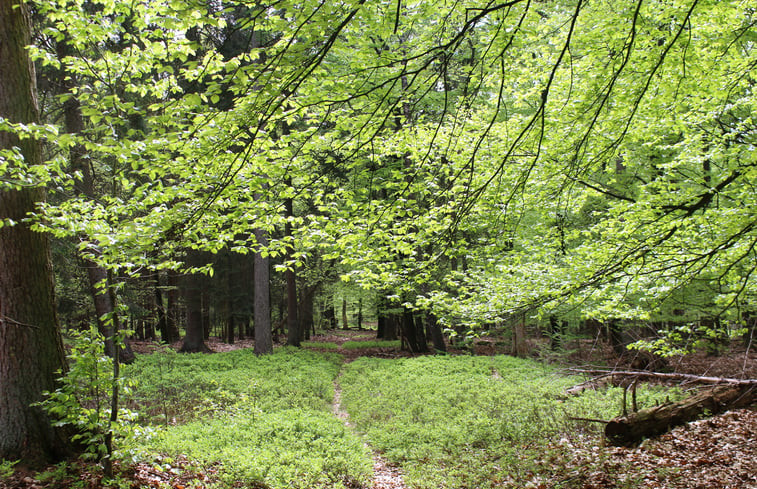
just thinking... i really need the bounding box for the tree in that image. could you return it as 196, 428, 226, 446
0, 0, 73, 464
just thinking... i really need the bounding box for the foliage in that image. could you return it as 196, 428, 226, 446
339, 355, 682, 489
35, 328, 145, 465
0, 459, 17, 479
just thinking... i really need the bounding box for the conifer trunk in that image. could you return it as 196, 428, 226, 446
0, 0, 74, 464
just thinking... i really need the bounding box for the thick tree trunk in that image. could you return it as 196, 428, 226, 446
427, 313, 446, 352
299, 286, 315, 341
605, 384, 757, 446
511, 318, 528, 358
0, 0, 74, 464
401, 307, 427, 353
323, 295, 337, 329
180, 252, 210, 353
253, 228, 273, 354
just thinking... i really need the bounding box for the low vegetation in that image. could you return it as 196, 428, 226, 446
122, 348, 371, 489
339, 355, 682, 488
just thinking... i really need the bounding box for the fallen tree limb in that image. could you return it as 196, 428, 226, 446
604, 384, 757, 446
567, 368, 757, 386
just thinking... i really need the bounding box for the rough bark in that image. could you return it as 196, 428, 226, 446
605, 384, 757, 446
253, 228, 272, 354
0, 0, 74, 464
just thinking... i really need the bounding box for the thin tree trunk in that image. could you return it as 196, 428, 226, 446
0, 0, 74, 463
166, 271, 181, 340
155, 274, 174, 343
342, 298, 349, 330
284, 209, 300, 345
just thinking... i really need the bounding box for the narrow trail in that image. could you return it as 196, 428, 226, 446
332, 374, 408, 489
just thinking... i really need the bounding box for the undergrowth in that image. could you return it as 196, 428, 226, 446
121, 347, 371, 489
339, 355, 683, 489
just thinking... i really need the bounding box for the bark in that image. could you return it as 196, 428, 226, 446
284, 187, 300, 347
299, 286, 315, 341
341, 298, 349, 330
179, 252, 211, 353
548, 315, 563, 351
608, 319, 626, 355
357, 298, 363, 330
401, 307, 427, 353
323, 295, 337, 329
253, 228, 272, 354
427, 313, 446, 352
605, 384, 757, 446
0, 0, 74, 464
511, 318, 528, 358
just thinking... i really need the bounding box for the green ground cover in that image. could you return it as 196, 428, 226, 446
338, 355, 682, 489
122, 348, 371, 489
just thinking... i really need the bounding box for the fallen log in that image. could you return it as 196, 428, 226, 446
604, 383, 757, 446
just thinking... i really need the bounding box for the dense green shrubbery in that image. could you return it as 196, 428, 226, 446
122, 347, 342, 424
339, 355, 681, 489
151, 410, 371, 489
122, 348, 371, 489
341, 340, 400, 349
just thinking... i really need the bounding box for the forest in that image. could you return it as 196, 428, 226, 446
1, 0, 756, 487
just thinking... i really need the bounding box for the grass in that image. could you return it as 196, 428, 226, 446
121, 347, 372, 489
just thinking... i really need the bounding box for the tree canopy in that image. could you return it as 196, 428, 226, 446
3, 0, 755, 341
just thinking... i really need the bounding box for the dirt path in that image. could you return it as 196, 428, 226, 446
332, 376, 408, 489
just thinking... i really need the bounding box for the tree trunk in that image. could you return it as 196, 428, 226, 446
299, 286, 315, 341
0, 0, 74, 464
324, 295, 337, 329
608, 319, 626, 356
253, 228, 272, 354
342, 298, 349, 330
427, 313, 446, 352
166, 271, 181, 340
511, 317, 528, 358
154, 273, 174, 343
180, 252, 211, 353
284, 188, 300, 347
605, 384, 757, 446
401, 307, 427, 353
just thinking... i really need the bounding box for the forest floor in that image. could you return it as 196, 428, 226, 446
2, 330, 756, 489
